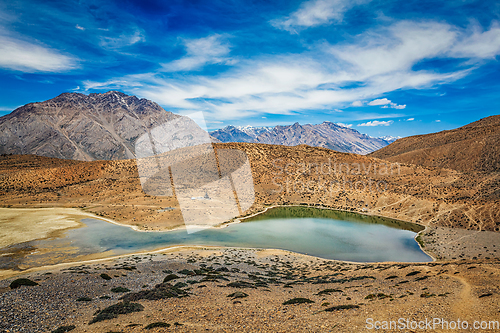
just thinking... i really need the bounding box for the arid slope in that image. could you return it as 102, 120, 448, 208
370, 115, 500, 173
1, 142, 499, 232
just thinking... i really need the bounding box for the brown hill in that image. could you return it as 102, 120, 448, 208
370, 115, 500, 173
1, 142, 499, 232
0, 91, 179, 161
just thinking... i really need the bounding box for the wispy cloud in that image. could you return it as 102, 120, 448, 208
407, 117, 414, 121
82, 19, 500, 122
0, 33, 76, 73
100, 30, 145, 50
368, 98, 391, 106
381, 103, 406, 109
450, 21, 500, 58
367, 98, 407, 109
336, 122, 352, 128
358, 120, 394, 126
162, 34, 232, 72
271, 0, 370, 33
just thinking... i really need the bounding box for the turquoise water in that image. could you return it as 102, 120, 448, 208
0, 207, 431, 269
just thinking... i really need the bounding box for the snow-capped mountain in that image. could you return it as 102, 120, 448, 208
210, 121, 397, 155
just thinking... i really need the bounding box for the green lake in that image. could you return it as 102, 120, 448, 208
0, 207, 431, 270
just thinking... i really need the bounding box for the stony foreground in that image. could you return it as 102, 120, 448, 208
0, 247, 499, 333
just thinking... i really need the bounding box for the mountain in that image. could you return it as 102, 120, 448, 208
370, 115, 500, 173
210, 122, 396, 155
236, 125, 273, 138
0, 91, 180, 161
209, 125, 272, 143
209, 126, 256, 143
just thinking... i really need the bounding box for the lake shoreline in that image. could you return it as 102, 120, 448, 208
2, 205, 433, 278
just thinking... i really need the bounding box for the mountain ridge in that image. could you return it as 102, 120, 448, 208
210, 121, 397, 155
0, 91, 180, 161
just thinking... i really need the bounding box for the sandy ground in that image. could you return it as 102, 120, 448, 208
0, 208, 91, 248
0, 247, 499, 333
420, 226, 500, 261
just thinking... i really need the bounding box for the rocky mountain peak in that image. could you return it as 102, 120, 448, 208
0, 91, 179, 161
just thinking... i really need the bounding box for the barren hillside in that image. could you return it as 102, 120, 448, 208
1, 142, 498, 232
0, 91, 179, 161
370, 115, 500, 173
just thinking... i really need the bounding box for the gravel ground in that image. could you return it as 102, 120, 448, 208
0, 247, 499, 333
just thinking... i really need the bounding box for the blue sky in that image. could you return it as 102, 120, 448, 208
0, 0, 499, 137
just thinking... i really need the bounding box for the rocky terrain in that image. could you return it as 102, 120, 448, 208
370, 115, 500, 173
0, 247, 499, 333
211, 122, 396, 155
0, 91, 180, 161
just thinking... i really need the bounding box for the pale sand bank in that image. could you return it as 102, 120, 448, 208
0, 207, 121, 248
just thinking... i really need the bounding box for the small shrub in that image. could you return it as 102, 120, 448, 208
100, 273, 112, 280
177, 269, 195, 275
9, 278, 38, 289
120, 283, 188, 302
283, 297, 314, 305
163, 274, 179, 282
227, 291, 248, 299
316, 288, 343, 296
89, 302, 144, 324
76, 297, 92, 302
227, 281, 255, 288
365, 293, 390, 300
173, 282, 188, 289
51, 325, 76, 333
145, 322, 170, 329
111, 287, 130, 293
406, 271, 420, 276
324, 304, 359, 312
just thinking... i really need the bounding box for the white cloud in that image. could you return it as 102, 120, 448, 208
330, 21, 458, 79
336, 122, 352, 128
82, 20, 500, 122
358, 120, 394, 127
0, 34, 76, 72
100, 30, 145, 49
407, 117, 414, 121
450, 22, 500, 58
75, 24, 85, 31
162, 35, 232, 72
369, 98, 406, 109
435, 119, 441, 122
271, 0, 370, 32
382, 103, 406, 109
368, 98, 391, 106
